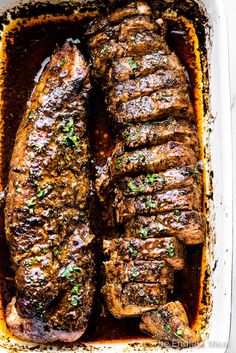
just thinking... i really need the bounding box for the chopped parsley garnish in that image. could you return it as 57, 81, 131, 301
35, 303, 43, 312
62, 117, 74, 133
156, 221, 166, 231
16, 187, 22, 193
60, 58, 66, 66
66, 155, 71, 161
178, 189, 188, 195
127, 181, 144, 193
26, 198, 36, 207
163, 324, 171, 330
71, 283, 82, 295
130, 268, 140, 280
158, 92, 164, 100
115, 156, 125, 169
71, 296, 79, 307
128, 58, 138, 70
167, 245, 175, 257
37, 187, 50, 198
23, 257, 39, 267
176, 328, 183, 335
146, 174, 166, 184
53, 249, 61, 257
100, 44, 109, 54
174, 209, 181, 222
193, 166, 201, 184
60, 266, 82, 279
61, 118, 80, 149
28, 112, 35, 121
128, 244, 138, 258
146, 198, 157, 208
174, 328, 188, 343
139, 227, 149, 239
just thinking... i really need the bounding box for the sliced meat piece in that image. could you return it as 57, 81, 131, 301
103, 237, 185, 270
89, 32, 170, 78
115, 166, 202, 197
115, 184, 202, 223
113, 87, 194, 124
107, 70, 187, 108
89, 15, 157, 50
101, 282, 167, 318
108, 1, 152, 24
88, 14, 156, 51
124, 211, 206, 245
86, 1, 152, 36
5, 42, 95, 343
121, 118, 199, 153
140, 301, 200, 344
107, 52, 183, 83
110, 141, 197, 179
104, 260, 174, 288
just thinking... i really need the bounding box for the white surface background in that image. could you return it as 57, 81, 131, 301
225, 0, 236, 351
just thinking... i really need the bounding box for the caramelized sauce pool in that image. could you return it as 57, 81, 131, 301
0, 13, 203, 342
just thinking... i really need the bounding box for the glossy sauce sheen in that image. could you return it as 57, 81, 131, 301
0, 13, 203, 342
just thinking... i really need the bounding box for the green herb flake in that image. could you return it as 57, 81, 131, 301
62, 118, 74, 133
156, 221, 166, 232
53, 249, 61, 257
71, 296, 78, 307
100, 44, 109, 54
60, 266, 82, 279
28, 112, 35, 121
128, 244, 138, 258
176, 328, 183, 336
16, 187, 22, 193
178, 189, 188, 196
26, 198, 36, 207
37, 188, 48, 198
163, 324, 171, 330
193, 166, 201, 184
71, 283, 82, 295
167, 245, 175, 257
60, 58, 67, 66
138, 227, 149, 239
174, 209, 181, 222
35, 303, 43, 312
23, 257, 39, 267
130, 268, 140, 280
127, 181, 144, 193
66, 155, 71, 161
146, 198, 157, 208
146, 174, 166, 184
128, 58, 138, 70
115, 156, 125, 170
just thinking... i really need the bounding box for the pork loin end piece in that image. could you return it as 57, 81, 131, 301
101, 282, 167, 318
140, 301, 200, 345
6, 298, 84, 343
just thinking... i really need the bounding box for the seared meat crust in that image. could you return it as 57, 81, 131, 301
115, 184, 202, 223
87, 1, 205, 332
124, 210, 206, 245
140, 301, 200, 344
103, 237, 185, 270
5, 42, 95, 343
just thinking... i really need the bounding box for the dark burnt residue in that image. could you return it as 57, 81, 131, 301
0, 0, 212, 346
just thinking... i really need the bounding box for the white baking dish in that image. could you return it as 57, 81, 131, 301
0, 0, 232, 352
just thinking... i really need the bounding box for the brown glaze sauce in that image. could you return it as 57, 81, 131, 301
0, 11, 203, 343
